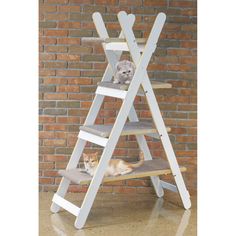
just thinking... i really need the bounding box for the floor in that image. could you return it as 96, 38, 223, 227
39, 192, 197, 236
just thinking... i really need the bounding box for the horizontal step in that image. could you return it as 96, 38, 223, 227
97, 81, 172, 96
96, 86, 127, 99
105, 42, 145, 52
80, 121, 171, 138
78, 130, 108, 147
52, 194, 80, 216
59, 159, 186, 185
81, 37, 147, 52
81, 37, 147, 44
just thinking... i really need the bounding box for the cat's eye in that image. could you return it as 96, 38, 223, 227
123, 72, 126, 74
128, 70, 131, 73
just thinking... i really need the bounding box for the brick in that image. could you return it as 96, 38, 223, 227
57, 38, 81, 45
70, 0, 93, 3
43, 77, 67, 85
81, 70, 104, 77
44, 93, 68, 100
39, 5, 57, 13
169, 1, 194, 7
67, 78, 92, 85
176, 136, 197, 143
57, 85, 80, 92
56, 69, 80, 77
68, 46, 92, 54
180, 41, 197, 48
121, 0, 142, 6
56, 147, 73, 155
39, 177, 54, 184
43, 171, 59, 177
82, 55, 105, 62
58, 5, 80, 12
39, 101, 56, 108
39, 85, 56, 93
45, 45, 67, 53
39, 21, 57, 28
44, 139, 66, 147
57, 54, 80, 61
45, 13, 68, 21
44, 62, 67, 68
167, 16, 192, 24
45, 30, 68, 37
69, 13, 92, 22
68, 109, 88, 116
68, 62, 92, 69
57, 117, 80, 123
45, 155, 68, 162
39, 69, 56, 76
45, 0, 68, 3
39, 131, 55, 139
57, 101, 80, 108
182, 24, 197, 32
83, 5, 106, 13
44, 108, 67, 115
39, 37, 57, 45
39, 116, 56, 123
39, 147, 55, 154
39, 53, 56, 60
44, 124, 66, 131
58, 22, 81, 29
143, 0, 167, 6
69, 30, 93, 37
167, 48, 192, 56
95, 0, 117, 5
68, 93, 92, 100
179, 56, 197, 64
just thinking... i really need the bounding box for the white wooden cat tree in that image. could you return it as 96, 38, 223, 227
51, 11, 191, 229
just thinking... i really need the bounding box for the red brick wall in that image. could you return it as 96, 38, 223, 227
39, 0, 197, 194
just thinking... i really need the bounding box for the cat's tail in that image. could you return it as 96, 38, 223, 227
128, 151, 144, 168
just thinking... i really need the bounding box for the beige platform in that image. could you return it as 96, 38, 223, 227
97, 81, 172, 93
59, 159, 186, 185
80, 121, 171, 138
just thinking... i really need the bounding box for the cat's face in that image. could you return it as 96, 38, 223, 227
116, 60, 135, 80
83, 152, 99, 171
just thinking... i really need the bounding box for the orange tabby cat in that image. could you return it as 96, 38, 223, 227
82, 151, 144, 177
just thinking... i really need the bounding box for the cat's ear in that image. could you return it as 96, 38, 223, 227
130, 61, 135, 70
82, 153, 88, 159
115, 62, 121, 71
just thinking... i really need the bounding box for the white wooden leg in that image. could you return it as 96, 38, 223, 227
128, 106, 164, 197
50, 138, 86, 213
142, 77, 191, 209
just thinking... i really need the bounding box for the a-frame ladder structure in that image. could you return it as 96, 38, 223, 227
51, 11, 191, 229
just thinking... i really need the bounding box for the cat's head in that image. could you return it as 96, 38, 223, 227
116, 60, 135, 80
82, 152, 99, 171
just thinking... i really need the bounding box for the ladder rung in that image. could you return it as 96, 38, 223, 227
96, 85, 127, 99
58, 159, 187, 185
80, 121, 171, 138
105, 42, 145, 52
161, 180, 178, 192
81, 37, 147, 43
78, 130, 108, 147
52, 194, 80, 216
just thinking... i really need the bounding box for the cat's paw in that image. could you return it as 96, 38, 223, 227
125, 80, 131, 84
113, 79, 119, 84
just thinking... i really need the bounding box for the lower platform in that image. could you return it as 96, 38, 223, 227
59, 159, 186, 185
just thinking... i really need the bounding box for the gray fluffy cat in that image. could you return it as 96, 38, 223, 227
113, 60, 135, 84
